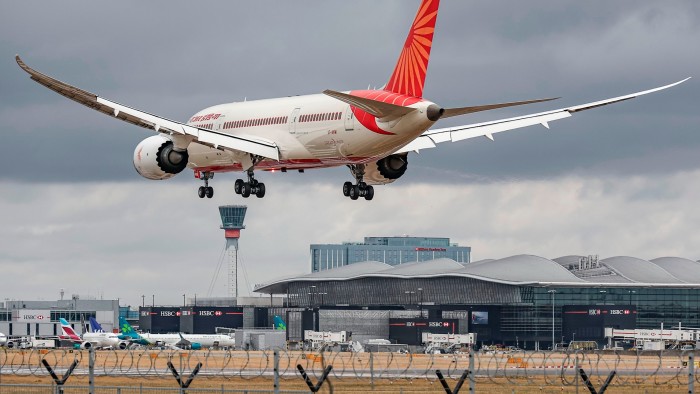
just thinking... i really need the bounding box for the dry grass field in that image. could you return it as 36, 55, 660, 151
1, 349, 697, 393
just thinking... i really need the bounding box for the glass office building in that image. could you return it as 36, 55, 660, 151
310, 236, 471, 272
255, 255, 700, 349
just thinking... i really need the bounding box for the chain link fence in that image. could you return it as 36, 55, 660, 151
1, 347, 698, 392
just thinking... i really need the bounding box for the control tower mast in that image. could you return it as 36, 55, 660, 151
218, 205, 247, 299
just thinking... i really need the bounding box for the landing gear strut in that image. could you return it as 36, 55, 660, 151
234, 168, 266, 199
343, 164, 374, 201
197, 172, 214, 199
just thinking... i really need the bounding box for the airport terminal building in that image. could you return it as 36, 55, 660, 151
310, 236, 471, 272
255, 255, 700, 349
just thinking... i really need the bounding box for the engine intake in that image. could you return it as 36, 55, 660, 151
377, 154, 408, 180
362, 154, 409, 185
133, 135, 190, 180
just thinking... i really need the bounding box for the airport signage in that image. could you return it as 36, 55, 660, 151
13, 309, 51, 323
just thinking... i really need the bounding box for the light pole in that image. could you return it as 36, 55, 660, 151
417, 288, 423, 314
548, 290, 557, 350
404, 290, 416, 307
141, 295, 145, 308
309, 285, 316, 308
628, 290, 636, 305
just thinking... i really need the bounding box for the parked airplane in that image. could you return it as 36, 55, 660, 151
59, 318, 122, 349
0, 332, 7, 346
16, 0, 689, 201
118, 317, 235, 349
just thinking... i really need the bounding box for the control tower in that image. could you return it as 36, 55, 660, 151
218, 205, 247, 299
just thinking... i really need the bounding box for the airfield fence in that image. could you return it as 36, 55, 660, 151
1, 347, 699, 393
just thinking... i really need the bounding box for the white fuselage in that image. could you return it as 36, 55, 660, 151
141, 333, 235, 348
83, 331, 121, 348
185, 93, 437, 173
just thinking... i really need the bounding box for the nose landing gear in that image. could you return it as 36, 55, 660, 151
343, 164, 374, 201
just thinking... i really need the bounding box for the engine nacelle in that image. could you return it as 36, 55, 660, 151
133, 135, 190, 180
363, 154, 409, 185
81, 341, 93, 350
118, 341, 129, 350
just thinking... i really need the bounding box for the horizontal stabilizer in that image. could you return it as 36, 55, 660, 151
323, 89, 417, 119
443, 97, 558, 119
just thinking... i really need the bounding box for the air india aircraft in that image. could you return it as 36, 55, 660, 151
16, 0, 688, 201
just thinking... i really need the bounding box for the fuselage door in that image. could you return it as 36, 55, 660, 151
344, 106, 355, 131
289, 108, 301, 135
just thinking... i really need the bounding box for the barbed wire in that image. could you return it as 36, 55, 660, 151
1, 346, 698, 387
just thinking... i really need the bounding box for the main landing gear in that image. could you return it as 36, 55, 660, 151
234, 169, 266, 199
343, 164, 374, 201
197, 171, 214, 199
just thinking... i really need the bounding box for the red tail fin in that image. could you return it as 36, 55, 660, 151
385, 0, 440, 98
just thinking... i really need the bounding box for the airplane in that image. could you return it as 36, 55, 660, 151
16, 0, 689, 202
273, 315, 287, 331
59, 318, 122, 349
118, 317, 235, 349
0, 332, 7, 346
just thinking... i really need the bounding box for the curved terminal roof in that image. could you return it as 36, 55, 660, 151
650, 257, 700, 283
255, 254, 700, 294
601, 256, 681, 284
458, 255, 584, 283
378, 258, 464, 276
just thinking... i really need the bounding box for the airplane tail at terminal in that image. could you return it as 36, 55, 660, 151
118, 316, 144, 341
273, 315, 287, 330
89, 317, 104, 333
385, 0, 440, 98
59, 318, 81, 341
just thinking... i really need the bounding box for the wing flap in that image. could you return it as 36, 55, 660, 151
16, 55, 279, 161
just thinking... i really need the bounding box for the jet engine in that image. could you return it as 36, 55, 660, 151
118, 341, 130, 350
133, 135, 190, 180
81, 341, 93, 350
363, 153, 409, 185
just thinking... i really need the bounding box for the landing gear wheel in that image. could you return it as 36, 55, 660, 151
342, 182, 352, 197
205, 186, 214, 199
197, 186, 206, 199
349, 185, 360, 200
255, 183, 266, 198
364, 185, 374, 201
241, 183, 251, 198
234, 179, 244, 194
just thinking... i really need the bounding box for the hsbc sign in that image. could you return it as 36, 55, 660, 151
160, 311, 179, 317
13, 309, 51, 323
198, 310, 223, 317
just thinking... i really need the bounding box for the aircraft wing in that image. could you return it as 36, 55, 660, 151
15, 56, 279, 161
396, 78, 690, 153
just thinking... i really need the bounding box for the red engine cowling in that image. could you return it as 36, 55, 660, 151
363, 153, 409, 185
133, 135, 189, 180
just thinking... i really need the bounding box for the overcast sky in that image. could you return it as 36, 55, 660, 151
1, 1, 698, 308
